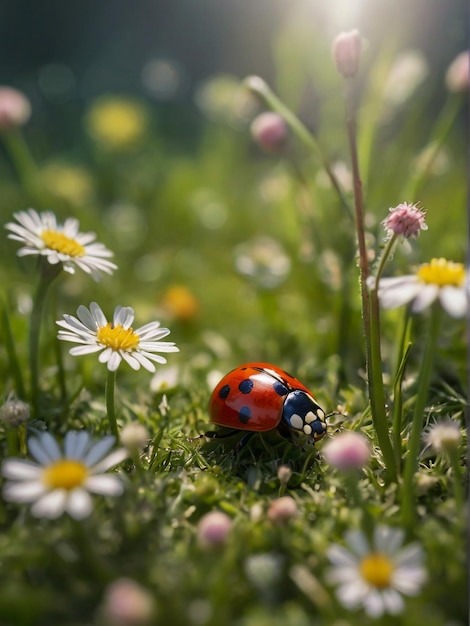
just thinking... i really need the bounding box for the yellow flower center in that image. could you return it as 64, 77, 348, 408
96, 322, 140, 351
42, 459, 88, 490
359, 553, 394, 589
417, 258, 465, 287
41, 230, 85, 257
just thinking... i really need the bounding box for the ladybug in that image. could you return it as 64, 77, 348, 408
209, 362, 327, 448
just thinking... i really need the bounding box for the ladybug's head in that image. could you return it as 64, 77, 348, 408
281, 390, 327, 445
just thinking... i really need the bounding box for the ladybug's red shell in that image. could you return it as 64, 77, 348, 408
209, 362, 316, 433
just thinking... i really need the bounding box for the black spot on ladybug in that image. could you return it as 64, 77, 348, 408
273, 381, 289, 396
238, 379, 254, 394
218, 384, 230, 399
238, 406, 251, 423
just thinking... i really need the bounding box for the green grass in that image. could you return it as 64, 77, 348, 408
0, 13, 467, 626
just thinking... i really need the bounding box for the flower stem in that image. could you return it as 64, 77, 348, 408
447, 446, 465, 515
245, 76, 352, 218
105, 369, 119, 438
2, 129, 45, 206
401, 304, 441, 528
1, 298, 26, 399
392, 339, 412, 472
344, 79, 396, 482
29, 261, 62, 419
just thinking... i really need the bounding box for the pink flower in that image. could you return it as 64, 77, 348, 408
382, 202, 427, 239
197, 511, 233, 548
445, 50, 469, 93
267, 496, 298, 524
322, 431, 371, 471
250, 112, 289, 153
0, 87, 31, 130
332, 30, 362, 78
100, 578, 155, 626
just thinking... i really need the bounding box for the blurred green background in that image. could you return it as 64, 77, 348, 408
0, 0, 467, 396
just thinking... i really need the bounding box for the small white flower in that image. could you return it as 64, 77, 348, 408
5, 208, 117, 280
327, 526, 426, 618
370, 257, 467, 318
2, 430, 128, 519
57, 302, 179, 373
423, 418, 462, 454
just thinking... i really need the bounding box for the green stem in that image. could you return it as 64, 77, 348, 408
392, 340, 413, 471
1, 298, 26, 399
50, 291, 67, 404
374, 234, 398, 285
447, 447, 464, 515
29, 261, 62, 419
105, 369, 119, 438
344, 79, 396, 482
245, 76, 352, 218
2, 129, 44, 205
401, 304, 441, 528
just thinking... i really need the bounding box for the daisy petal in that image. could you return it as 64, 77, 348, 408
85, 474, 124, 496
31, 490, 68, 519
66, 489, 93, 519
84, 436, 116, 466
3, 480, 47, 502
410, 284, 439, 312
439, 286, 467, 318
2, 459, 40, 480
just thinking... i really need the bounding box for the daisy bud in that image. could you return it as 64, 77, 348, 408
267, 496, 298, 524
382, 202, 428, 239
445, 50, 469, 93
120, 423, 149, 452
0, 394, 30, 428
100, 578, 155, 626
197, 511, 233, 549
277, 464, 292, 485
332, 30, 362, 78
250, 112, 289, 153
322, 431, 371, 471
423, 419, 462, 454
0, 87, 31, 130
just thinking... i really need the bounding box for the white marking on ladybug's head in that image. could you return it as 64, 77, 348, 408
303, 424, 312, 435
304, 411, 316, 424
289, 414, 304, 431
316, 408, 325, 420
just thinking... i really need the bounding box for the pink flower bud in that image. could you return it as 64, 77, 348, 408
332, 30, 362, 78
197, 511, 233, 548
0, 87, 31, 130
101, 578, 155, 626
250, 112, 289, 153
322, 431, 371, 471
267, 496, 298, 524
382, 202, 427, 239
445, 50, 469, 93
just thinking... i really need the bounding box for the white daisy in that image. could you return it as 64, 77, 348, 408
327, 526, 426, 618
57, 302, 179, 373
370, 257, 467, 318
2, 430, 128, 519
5, 208, 117, 280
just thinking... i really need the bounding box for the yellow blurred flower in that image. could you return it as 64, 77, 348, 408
85, 95, 149, 150
41, 162, 94, 206
161, 285, 199, 321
